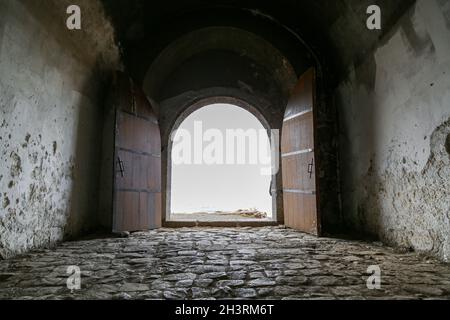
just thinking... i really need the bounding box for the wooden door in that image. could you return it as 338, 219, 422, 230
281, 68, 320, 236
113, 74, 162, 232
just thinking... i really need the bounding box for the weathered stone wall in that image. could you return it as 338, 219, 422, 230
0, 0, 120, 258
336, 0, 450, 261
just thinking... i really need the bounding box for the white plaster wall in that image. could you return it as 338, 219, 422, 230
337, 0, 450, 261
0, 0, 120, 258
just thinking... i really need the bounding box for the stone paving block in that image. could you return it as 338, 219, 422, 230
0, 227, 449, 300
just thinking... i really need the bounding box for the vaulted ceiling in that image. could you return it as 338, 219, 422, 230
101, 0, 415, 103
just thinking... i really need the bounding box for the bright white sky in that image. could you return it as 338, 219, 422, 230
170, 104, 273, 216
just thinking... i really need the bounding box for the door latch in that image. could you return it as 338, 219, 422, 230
117, 157, 125, 177
307, 159, 314, 179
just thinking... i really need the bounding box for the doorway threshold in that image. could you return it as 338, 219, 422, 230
166, 212, 277, 227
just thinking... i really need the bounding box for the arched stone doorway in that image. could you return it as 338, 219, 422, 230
164, 96, 280, 226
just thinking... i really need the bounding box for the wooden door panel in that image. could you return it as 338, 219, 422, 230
145, 155, 162, 191
281, 67, 320, 236
136, 88, 158, 121
284, 73, 314, 119
281, 113, 314, 154
113, 73, 162, 232
117, 113, 158, 153
139, 192, 150, 228
148, 193, 162, 229
116, 149, 134, 189
282, 153, 316, 190
116, 149, 161, 191
115, 191, 140, 231
116, 113, 135, 149
146, 124, 162, 155
283, 192, 317, 234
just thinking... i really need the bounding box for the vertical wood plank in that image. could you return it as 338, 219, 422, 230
281, 68, 320, 236
112, 73, 162, 232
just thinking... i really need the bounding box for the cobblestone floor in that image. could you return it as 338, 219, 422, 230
0, 227, 449, 300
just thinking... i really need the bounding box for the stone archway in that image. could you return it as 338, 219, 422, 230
164, 95, 281, 226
